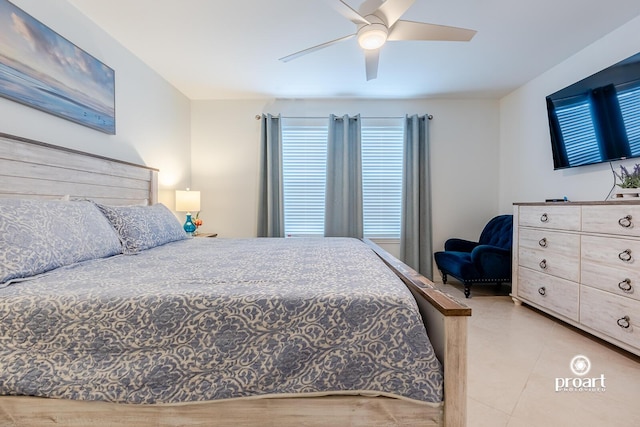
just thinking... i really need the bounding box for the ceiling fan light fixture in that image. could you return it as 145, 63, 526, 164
357, 22, 388, 50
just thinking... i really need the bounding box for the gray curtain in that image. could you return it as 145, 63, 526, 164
324, 114, 363, 238
257, 114, 284, 237
400, 114, 432, 277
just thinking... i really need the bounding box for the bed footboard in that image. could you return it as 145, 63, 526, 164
363, 240, 471, 427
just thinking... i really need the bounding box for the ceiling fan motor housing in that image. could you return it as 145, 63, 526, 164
357, 15, 388, 50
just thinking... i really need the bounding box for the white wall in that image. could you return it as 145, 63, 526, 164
191, 98, 501, 263
499, 15, 640, 211
190, 100, 263, 238
2, 0, 192, 205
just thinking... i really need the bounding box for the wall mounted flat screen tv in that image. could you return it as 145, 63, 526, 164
546, 51, 640, 170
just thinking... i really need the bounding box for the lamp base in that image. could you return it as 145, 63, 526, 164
183, 213, 196, 235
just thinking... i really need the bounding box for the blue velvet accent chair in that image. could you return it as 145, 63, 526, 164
434, 215, 513, 298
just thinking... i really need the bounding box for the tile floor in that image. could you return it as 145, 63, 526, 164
433, 280, 640, 427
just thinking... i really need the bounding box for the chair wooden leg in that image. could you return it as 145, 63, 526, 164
464, 284, 471, 298
441, 272, 448, 284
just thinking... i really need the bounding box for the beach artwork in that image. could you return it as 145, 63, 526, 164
0, 0, 115, 134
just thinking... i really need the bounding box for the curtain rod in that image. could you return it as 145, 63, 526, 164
255, 114, 433, 120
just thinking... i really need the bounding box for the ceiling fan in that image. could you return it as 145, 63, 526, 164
279, 0, 477, 81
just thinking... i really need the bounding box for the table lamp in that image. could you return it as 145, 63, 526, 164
175, 189, 201, 235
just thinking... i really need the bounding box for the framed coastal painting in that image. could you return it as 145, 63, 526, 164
0, 0, 115, 134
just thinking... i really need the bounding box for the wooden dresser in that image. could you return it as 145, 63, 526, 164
512, 201, 640, 356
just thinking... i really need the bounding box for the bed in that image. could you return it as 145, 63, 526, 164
0, 133, 470, 427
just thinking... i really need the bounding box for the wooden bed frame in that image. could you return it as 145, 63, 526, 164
0, 133, 470, 427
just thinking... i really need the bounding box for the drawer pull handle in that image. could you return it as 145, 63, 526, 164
617, 316, 630, 329
618, 215, 633, 228
618, 249, 633, 262
539, 259, 547, 269
618, 279, 633, 293
538, 238, 548, 248
540, 213, 549, 223
538, 287, 546, 296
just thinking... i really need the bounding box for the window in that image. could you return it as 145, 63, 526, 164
281, 117, 404, 239
361, 119, 404, 239
282, 119, 327, 237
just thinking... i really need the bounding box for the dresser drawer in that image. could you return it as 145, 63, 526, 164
582, 260, 640, 302
582, 205, 640, 237
581, 286, 640, 351
518, 246, 580, 282
517, 267, 579, 321
518, 205, 581, 231
518, 228, 579, 255
582, 234, 640, 269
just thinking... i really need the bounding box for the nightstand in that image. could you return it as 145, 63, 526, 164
194, 233, 217, 238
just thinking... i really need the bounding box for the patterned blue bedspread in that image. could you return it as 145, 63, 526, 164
0, 238, 443, 404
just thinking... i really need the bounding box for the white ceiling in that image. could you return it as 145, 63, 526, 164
66, 0, 640, 100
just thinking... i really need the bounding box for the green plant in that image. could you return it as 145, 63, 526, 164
615, 164, 640, 188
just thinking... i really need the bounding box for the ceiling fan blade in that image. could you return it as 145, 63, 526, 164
333, 0, 370, 25
375, 0, 415, 27
279, 34, 355, 62
388, 20, 477, 41
365, 49, 380, 81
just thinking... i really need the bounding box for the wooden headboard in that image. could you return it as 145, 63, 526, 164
0, 133, 158, 205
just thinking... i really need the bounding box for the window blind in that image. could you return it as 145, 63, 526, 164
361, 123, 404, 239
282, 123, 327, 236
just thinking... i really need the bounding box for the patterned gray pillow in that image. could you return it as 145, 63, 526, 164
0, 199, 122, 285
96, 203, 188, 254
